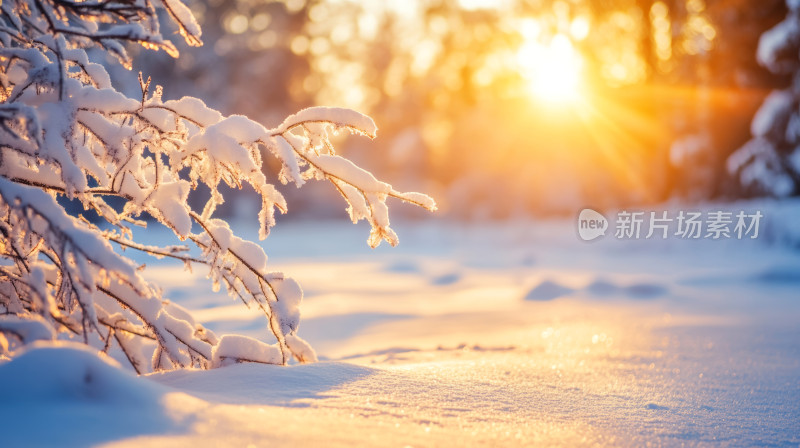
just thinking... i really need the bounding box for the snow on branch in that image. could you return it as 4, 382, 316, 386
0, 0, 434, 372
266, 107, 437, 247
275, 107, 378, 139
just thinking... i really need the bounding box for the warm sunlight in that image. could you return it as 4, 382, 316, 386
517, 31, 584, 104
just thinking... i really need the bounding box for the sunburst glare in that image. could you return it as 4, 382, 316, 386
517, 31, 584, 105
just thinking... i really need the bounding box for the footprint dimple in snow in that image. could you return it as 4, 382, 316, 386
431, 272, 461, 286
753, 267, 800, 284
624, 283, 668, 299
586, 280, 619, 296
583, 278, 667, 300
645, 403, 670, 411
524, 280, 574, 301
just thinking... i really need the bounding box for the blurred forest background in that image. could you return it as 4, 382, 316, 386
109, 0, 796, 220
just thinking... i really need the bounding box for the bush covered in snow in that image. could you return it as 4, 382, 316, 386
0, 0, 435, 372
729, 0, 800, 197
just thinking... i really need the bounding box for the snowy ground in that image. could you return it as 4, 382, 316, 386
2, 201, 800, 447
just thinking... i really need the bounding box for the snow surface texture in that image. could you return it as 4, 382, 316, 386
2, 202, 799, 447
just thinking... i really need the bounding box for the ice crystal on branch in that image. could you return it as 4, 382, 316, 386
0, 0, 435, 371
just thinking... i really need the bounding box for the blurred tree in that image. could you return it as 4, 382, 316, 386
728, 0, 800, 197
293, 0, 790, 213
138, 0, 793, 217
662, 0, 787, 200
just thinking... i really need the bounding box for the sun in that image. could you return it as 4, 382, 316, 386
517, 32, 585, 105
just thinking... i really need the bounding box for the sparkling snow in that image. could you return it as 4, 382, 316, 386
2, 204, 800, 447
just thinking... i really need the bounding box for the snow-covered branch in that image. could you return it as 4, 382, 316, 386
0, 0, 434, 372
